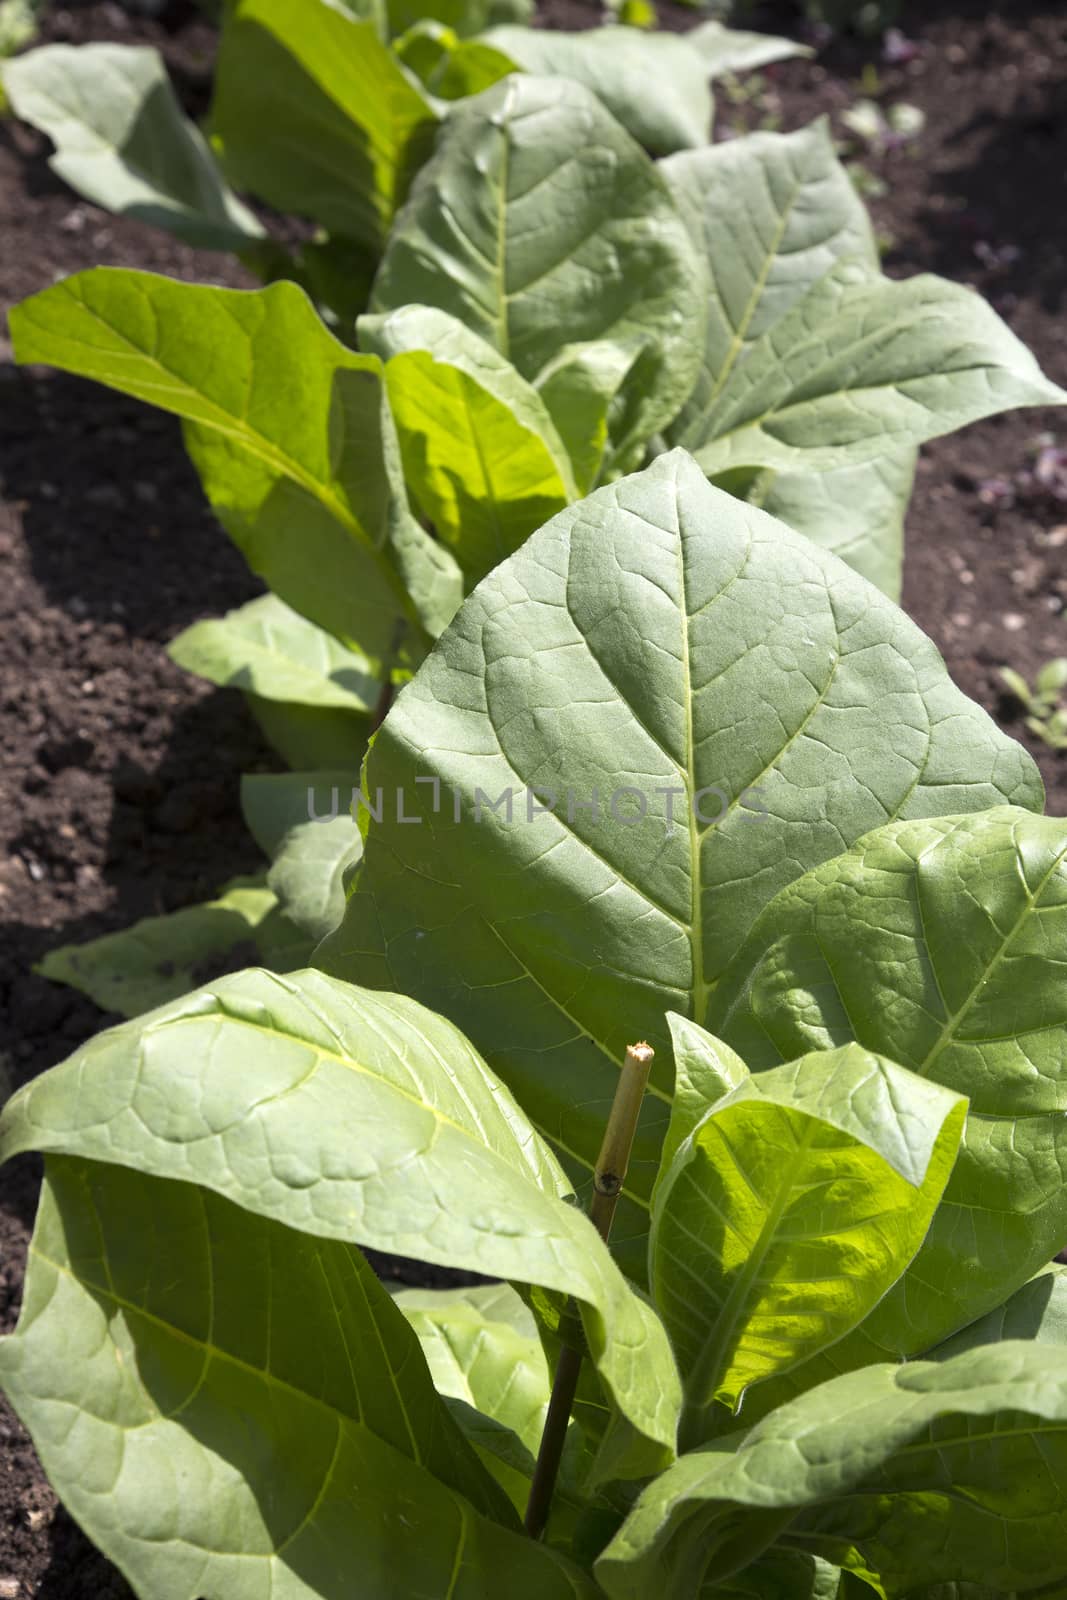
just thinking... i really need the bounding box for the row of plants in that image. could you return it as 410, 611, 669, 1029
3, 1, 1067, 1594
3, 0, 1061, 1015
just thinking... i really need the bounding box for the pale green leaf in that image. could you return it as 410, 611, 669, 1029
35, 878, 279, 1018
316, 451, 1041, 1262
211, 0, 438, 250
361, 304, 575, 584
691, 260, 1066, 475
535, 339, 643, 494
651, 1042, 965, 1416
596, 1343, 1067, 1598
753, 448, 917, 600
711, 807, 1067, 1378
685, 21, 812, 77
480, 25, 714, 155
395, 1283, 605, 1535
169, 593, 379, 712
395, 1282, 549, 1456
0, 1157, 597, 1598
659, 1013, 748, 1181
0, 968, 680, 1469
242, 771, 364, 944
246, 695, 371, 772
10, 270, 462, 665
372, 75, 708, 457
241, 769, 359, 857
169, 591, 376, 770
662, 121, 877, 447
1, 42, 263, 250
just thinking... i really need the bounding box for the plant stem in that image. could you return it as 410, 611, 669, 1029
523, 1042, 654, 1541
370, 619, 407, 733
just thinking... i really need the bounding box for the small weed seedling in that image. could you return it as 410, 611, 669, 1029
1001, 658, 1067, 750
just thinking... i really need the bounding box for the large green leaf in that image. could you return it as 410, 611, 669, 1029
662, 122, 878, 447
211, 0, 438, 250
596, 1343, 1067, 1598
0, 42, 264, 251
660, 123, 923, 596
34, 878, 279, 1018
689, 260, 1065, 476
711, 807, 1067, 1381
750, 449, 918, 600
372, 75, 708, 456
651, 1041, 965, 1421
659, 122, 1061, 586
316, 451, 1041, 1259
0, 1158, 597, 1599
10, 270, 462, 665
0, 969, 680, 1471
930, 1266, 1067, 1361
242, 771, 364, 944
479, 26, 714, 155
360, 304, 575, 584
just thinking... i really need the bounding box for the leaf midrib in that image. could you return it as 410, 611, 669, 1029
686, 1118, 818, 1408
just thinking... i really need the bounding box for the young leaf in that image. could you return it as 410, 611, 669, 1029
692, 261, 1066, 476
316, 451, 1041, 1257
9, 271, 463, 665
0, 42, 264, 251
711, 807, 1067, 1370
394, 1282, 550, 1458
479, 25, 715, 154
396, 22, 515, 98
387, 0, 532, 40
0, 969, 680, 1472
360, 304, 576, 584
34, 878, 279, 1018
211, 0, 438, 250
169, 593, 379, 715
651, 1043, 965, 1418
534, 339, 642, 494
662, 121, 878, 448
707, 1551, 844, 1600
596, 1343, 1067, 1598
0, 1158, 597, 1598
658, 1013, 748, 1180
241, 770, 364, 944
371, 75, 708, 456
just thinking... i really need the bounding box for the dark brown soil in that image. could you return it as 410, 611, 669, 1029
2, 0, 1066, 1592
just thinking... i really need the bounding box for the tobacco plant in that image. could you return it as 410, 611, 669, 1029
10, 26, 1065, 1017
4, 456, 1067, 1597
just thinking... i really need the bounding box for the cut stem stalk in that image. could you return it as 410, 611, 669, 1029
523, 1042, 654, 1541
